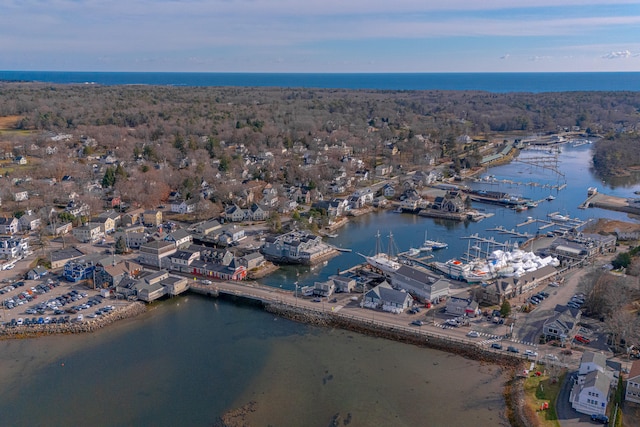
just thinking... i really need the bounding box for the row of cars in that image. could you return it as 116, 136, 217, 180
528, 291, 550, 306
6, 305, 116, 328
2, 280, 62, 311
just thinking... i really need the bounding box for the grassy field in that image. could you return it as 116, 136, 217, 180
0, 115, 33, 136
523, 366, 566, 427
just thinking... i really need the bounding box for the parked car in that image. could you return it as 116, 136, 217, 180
590, 413, 609, 424
491, 343, 503, 350
524, 350, 538, 358
467, 331, 480, 338
411, 320, 424, 327
575, 335, 591, 344
507, 346, 520, 353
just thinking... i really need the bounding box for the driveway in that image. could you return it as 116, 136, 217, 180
555, 371, 593, 427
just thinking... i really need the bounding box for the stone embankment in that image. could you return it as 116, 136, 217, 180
0, 302, 147, 339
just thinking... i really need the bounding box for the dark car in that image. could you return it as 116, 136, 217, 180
590, 413, 609, 424
411, 320, 424, 327
507, 346, 520, 353
491, 343, 503, 350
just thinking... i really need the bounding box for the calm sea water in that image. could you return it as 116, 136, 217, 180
1, 71, 640, 92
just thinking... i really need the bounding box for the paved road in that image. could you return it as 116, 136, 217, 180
556, 371, 593, 427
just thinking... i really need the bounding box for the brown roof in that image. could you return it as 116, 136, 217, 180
629, 360, 640, 381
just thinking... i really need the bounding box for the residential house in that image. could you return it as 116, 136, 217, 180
225, 204, 246, 222
446, 293, 480, 317
313, 280, 335, 297
143, 209, 163, 227
330, 275, 356, 293
375, 164, 393, 177
13, 191, 29, 202
194, 219, 222, 235
363, 281, 412, 314
432, 191, 466, 213
247, 203, 268, 221
0, 217, 19, 235
170, 199, 196, 214
625, 360, 640, 404
570, 351, 613, 416
72, 223, 104, 243
18, 214, 41, 232
0, 236, 29, 259
65, 200, 90, 217
382, 183, 396, 198
14, 155, 27, 165
92, 213, 118, 234
543, 305, 581, 342
165, 228, 193, 249
48, 222, 73, 236
113, 229, 149, 250
122, 208, 145, 226
105, 195, 121, 209
26, 266, 48, 280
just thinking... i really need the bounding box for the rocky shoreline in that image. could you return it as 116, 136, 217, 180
0, 302, 147, 339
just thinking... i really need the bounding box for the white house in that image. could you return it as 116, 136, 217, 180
570, 351, 613, 416
625, 360, 640, 404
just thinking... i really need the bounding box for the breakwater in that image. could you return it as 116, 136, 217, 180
0, 302, 147, 339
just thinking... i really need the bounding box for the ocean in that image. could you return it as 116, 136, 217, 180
1, 71, 640, 92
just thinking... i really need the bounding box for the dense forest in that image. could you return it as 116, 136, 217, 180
0, 83, 639, 214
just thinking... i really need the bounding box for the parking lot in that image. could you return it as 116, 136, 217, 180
1, 275, 121, 329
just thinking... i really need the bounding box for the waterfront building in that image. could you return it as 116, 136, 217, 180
261, 230, 335, 265
169, 249, 201, 273
313, 280, 335, 297
363, 281, 412, 313
93, 260, 142, 288
389, 265, 450, 302
330, 275, 356, 293
239, 252, 265, 270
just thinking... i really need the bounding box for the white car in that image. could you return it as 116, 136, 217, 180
467, 331, 480, 338
524, 350, 538, 358
202, 280, 213, 285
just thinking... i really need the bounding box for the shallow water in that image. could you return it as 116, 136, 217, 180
0, 296, 508, 426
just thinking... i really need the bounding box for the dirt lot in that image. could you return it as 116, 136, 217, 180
0, 115, 21, 130
584, 218, 640, 234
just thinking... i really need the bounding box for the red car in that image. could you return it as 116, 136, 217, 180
575, 335, 590, 344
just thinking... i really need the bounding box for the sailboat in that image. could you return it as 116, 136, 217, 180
420, 230, 448, 251
361, 231, 402, 275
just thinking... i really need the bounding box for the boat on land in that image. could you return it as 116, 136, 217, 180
361, 231, 402, 275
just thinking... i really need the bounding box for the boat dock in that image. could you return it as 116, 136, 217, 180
486, 226, 530, 239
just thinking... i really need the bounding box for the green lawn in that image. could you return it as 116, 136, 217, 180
523, 366, 566, 427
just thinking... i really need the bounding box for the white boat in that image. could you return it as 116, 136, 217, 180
547, 195, 556, 201
362, 231, 402, 275
420, 230, 448, 251
407, 247, 420, 257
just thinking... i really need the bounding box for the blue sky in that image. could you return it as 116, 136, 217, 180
2, 0, 640, 72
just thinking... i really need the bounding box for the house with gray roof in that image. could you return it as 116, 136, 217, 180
543, 304, 581, 342
389, 264, 450, 302
364, 281, 412, 314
